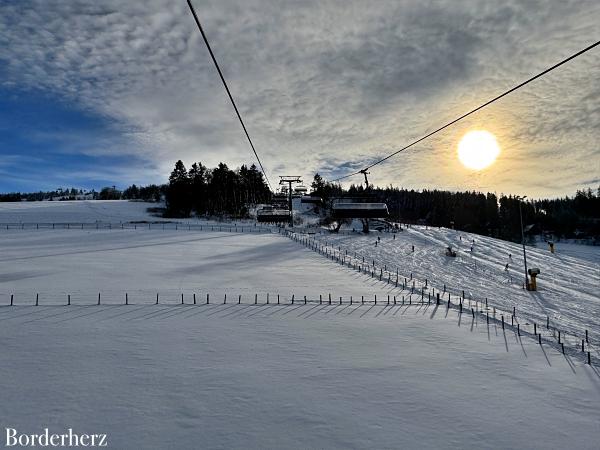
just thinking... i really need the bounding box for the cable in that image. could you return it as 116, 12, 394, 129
186, 0, 273, 191
330, 39, 600, 183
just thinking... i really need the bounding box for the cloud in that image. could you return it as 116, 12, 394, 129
0, 0, 598, 197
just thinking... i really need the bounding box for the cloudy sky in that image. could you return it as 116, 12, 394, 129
0, 0, 598, 197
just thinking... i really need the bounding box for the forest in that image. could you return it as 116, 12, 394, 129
163, 160, 271, 217
310, 173, 600, 242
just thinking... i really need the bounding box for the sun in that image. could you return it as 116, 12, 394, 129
457, 130, 500, 170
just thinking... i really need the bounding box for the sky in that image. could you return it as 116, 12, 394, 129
0, 0, 598, 198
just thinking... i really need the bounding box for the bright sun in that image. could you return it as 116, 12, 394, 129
457, 130, 500, 170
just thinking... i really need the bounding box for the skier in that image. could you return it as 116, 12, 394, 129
504, 263, 509, 271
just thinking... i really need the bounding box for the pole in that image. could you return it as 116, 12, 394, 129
518, 197, 529, 289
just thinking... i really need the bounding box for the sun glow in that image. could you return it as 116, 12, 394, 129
457, 130, 500, 170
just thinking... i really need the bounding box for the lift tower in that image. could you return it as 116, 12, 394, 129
359, 169, 370, 191
279, 176, 302, 226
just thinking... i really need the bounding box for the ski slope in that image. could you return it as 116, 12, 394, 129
0, 201, 599, 448
307, 225, 600, 344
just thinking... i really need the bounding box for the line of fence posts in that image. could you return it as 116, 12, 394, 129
289, 230, 595, 364
2, 228, 595, 364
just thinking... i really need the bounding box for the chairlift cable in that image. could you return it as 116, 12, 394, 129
187, 0, 273, 191
329, 39, 600, 183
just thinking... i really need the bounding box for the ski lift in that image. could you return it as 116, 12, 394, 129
331, 200, 389, 219
257, 207, 291, 223
300, 195, 322, 205
330, 168, 388, 219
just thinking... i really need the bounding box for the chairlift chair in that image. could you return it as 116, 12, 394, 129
256, 208, 291, 223
331, 198, 389, 219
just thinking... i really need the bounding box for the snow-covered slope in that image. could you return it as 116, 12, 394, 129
1, 228, 598, 449
1, 202, 598, 449
304, 225, 600, 345
0, 200, 166, 223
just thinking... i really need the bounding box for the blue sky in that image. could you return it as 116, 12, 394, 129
0, 86, 153, 192
0, 0, 598, 197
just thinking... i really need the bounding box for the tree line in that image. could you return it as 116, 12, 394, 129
311, 173, 600, 242
164, 160, 271, 218
0, 185, 165, 202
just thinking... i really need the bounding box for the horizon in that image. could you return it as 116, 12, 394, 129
1, 1, 599, 197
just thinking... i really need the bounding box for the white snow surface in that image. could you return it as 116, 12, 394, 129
306, 225, 600, 344
0, 201, 599, 449
0, 200, 167, 223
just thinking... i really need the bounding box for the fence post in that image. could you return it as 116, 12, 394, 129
255, 294, 258, 305
98, 292, 101, 305
158, 293, 161, 305
182, 293, 184, 305
267, 293, 269, 304
125, 293, 128, 305
206, 293, 209, 304
319, 294, 322, 305
375, 294, 377, 305
68, 294, 71, 306
239, 294, 242, 304
329, 293, 332, 305
224, 294, 227, 304
36, 293, 39, 306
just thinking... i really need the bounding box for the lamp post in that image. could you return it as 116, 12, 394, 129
516, 195, 529, 289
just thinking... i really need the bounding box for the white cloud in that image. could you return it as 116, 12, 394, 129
0, 0, 598, 196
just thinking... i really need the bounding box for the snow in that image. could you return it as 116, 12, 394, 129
0, 200, 168, 224
1, 201, 599, 449
305, 225, 600, 345
2, 303, 599, 449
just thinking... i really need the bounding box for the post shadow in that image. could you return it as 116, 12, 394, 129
429, 304, 439, 320
359, 303, 376, 318
52, 305, 128, 323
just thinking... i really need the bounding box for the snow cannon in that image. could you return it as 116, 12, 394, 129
527, 268, 540, 291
